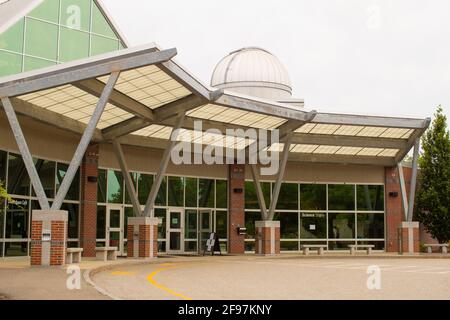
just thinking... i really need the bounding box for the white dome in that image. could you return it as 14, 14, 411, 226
211, 47, 292, 100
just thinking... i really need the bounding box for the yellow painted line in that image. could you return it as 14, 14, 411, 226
110, 271, 136, 276
147, 265, 192, 300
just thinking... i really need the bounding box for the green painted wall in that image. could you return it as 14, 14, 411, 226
0, 0, 125, 78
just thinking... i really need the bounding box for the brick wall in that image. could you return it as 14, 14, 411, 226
50, 221, 66, 265
80, 144, 99, 257
30, 221, 42, 266
228, 164, 245, 254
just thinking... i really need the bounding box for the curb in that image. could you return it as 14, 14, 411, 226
83, 258, 163, 300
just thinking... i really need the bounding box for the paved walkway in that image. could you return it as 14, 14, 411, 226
1, 254, 449, 300
92, 255, 450, 300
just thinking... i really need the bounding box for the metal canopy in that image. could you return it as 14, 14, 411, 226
0, 43, 431, 167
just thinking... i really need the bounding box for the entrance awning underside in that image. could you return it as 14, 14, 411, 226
0, 43, 430, 167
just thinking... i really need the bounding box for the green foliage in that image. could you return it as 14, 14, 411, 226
0, 181, 13, 203
415, 106, 450, 243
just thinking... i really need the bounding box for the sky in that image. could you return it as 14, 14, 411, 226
104, 0, 450, 122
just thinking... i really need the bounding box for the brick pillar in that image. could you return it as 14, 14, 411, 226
385, 167, 403, 253
255, 221, 280, 255
228, 164, 245, 254
400, 222, 420, 254
30, 211, 68, 266
127, 217, 159, 258
80, 144, 99, 257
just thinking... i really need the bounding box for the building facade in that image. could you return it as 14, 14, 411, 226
0, 0, 428, 259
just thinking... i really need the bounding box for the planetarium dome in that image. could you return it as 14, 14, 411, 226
211, 47, 293, 100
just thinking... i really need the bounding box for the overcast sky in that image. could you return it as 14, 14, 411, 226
104, 0, 449, 121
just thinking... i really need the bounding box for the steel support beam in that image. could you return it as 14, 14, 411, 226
143, 113, 186, 217
112, 140, 142, 217
1, 97, 50, 210
250, 164, 269, 221
74, 79, 154, 121
397, 163, 409, 221
267, 134, 293, 221
292, 132, 408, 149
0, 47, 176, 98
52, 72, 120, 210
407, 139, 420, 222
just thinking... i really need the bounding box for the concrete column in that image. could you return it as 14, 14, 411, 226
255, 221, 280, 256
400, 222, 420, 254
31, 210, 68, 266
228, 164, 245, 254
127, 217, 159, 258
79, 144, 99, 257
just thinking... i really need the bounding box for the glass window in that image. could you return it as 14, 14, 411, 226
156, 177, 167, 206
4, 241, 28, 257
91, 34, 119, 55
56, 163, 80, 201
60, 0, 91, 31
59, 27, 89, 62
357, 185, 384, 211
245, 181, 270, 209
62, 203, 78, 239
328, 241, 356, 250
185, 209, 197, 239
124, 172, 138, 205
245, 211, 260, 239
33, 159, 55, 198
25, 19, 58, 60
276, 183, 298, 210
23, 56, 56, 72
199, 179, 215, 208
281, 241, 299, 251
155, 208, 166, 239
357, 213, 384, 239
0, 150, 6, 183
97, 169, 107, 203
216, 180, 228, 209
28, 0, 60, 23
273, 212, 298, 239
0, 19, 25, 52
185, 178, 197, 208
300, 213, 327, 239
0, 51, 22, 77
184, 241, 197, 253
96, 205, 106, 239
300, 184, 326, 211
0, 199, 5, 239
215, 210, 227, 239
137, 173, 153, 204
168, 176, 184, 207
91, 3, 117, 38
328, 213, 355, 239
107, 170, 123, 204
5, 199, 29, 239
7, 154, 30, 196
328, 185, 355, 211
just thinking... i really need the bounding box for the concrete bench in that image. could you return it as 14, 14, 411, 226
301, 245, 327, 256
424, 244, 448, 254
95, 247, 118, 261
349, 245, 375, 255
66, 248, 83, 264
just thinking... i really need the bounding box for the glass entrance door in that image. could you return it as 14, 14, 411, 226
198, 210, 213, 254
167, 209, 184, 254
107, 206, 124, 256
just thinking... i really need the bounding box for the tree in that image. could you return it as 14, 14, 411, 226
0, 181, 13, 203
415, 106, 450, 243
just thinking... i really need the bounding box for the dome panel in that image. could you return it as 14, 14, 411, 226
211, 47, 292, 100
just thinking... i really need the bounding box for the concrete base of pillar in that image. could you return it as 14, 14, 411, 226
399, 221, 420, 254
31, 210, 68, 266
255, 221, 280, 256
127, 217, 160, 259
